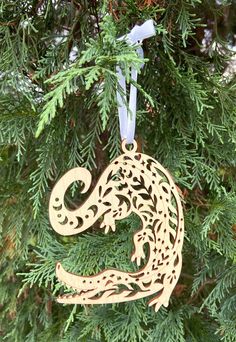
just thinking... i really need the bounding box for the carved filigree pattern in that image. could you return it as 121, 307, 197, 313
49, 140, 184, 311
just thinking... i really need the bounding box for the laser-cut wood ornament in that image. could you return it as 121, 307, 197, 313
49, 140, 184, 312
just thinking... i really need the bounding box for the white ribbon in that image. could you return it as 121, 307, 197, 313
116, 19, 156, 144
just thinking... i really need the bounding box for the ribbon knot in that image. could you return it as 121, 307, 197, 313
116, 19, 156, 144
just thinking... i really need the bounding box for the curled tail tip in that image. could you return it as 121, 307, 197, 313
52, 166, 92, 195
66, 167, 92, 193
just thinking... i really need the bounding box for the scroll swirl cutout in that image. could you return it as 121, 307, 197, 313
49, 140, 184, 311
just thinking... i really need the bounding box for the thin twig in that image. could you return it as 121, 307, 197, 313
187, 278, 216, 304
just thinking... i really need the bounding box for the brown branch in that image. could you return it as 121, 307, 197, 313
187, 278, 216, 304
0, 21, 17, 27
31, 0, 45, 15
181, 272, 195, 280
67, 1, 83, 56
108, 0, 120, 21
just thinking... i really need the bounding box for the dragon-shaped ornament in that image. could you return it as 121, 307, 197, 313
49, 140, 184, 312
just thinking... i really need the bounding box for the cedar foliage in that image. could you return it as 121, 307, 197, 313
0, 1, 236, 341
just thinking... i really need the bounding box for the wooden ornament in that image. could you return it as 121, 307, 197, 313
49, 140, 184, 312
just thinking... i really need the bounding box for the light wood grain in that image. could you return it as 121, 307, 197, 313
49, 140, 184, 311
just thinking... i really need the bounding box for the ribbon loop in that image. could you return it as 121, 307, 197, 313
116, 20, 156, 144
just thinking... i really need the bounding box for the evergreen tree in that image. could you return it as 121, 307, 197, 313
1, 1, 236, 341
